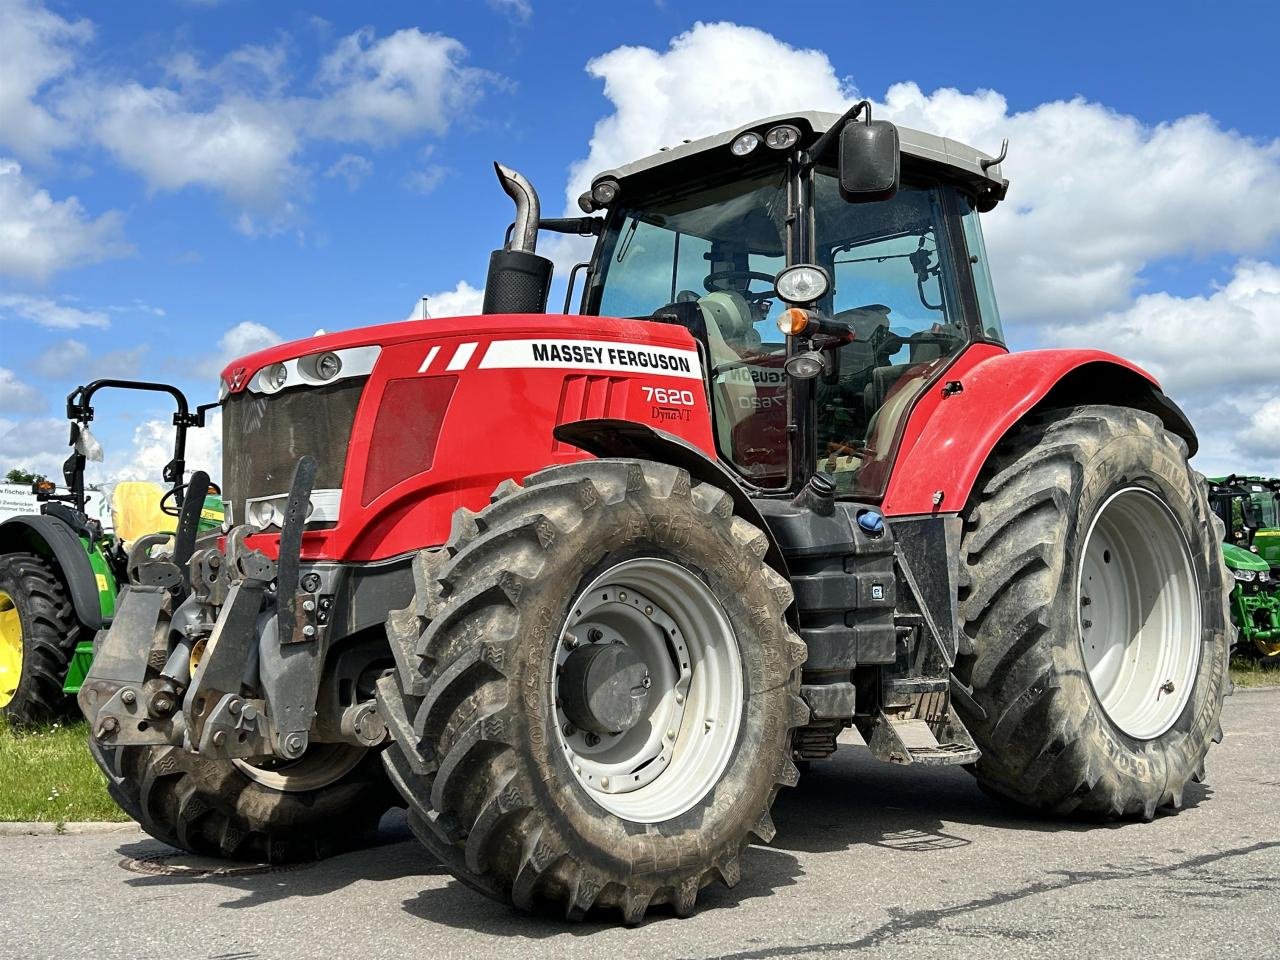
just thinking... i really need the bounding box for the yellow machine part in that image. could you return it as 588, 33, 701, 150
111, 481, 172, 544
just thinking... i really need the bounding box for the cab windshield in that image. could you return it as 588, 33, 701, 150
592, 169, 793, 485
589, 159, 989, 496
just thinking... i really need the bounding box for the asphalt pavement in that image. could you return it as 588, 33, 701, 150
2, 689, 1277, 960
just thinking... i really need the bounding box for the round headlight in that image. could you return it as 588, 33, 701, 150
775, 264, 830, 304
731, 132, 761, 156
315, 352, 342, 380
1232, 568, 1257, 583
784, 351, 826, 380
765, 125, 800, 150
261, 362, 288, 392
591, 179, 619, 206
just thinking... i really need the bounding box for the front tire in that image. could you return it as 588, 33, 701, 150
954, 405, 1232, 819
90, 739, 396, 862
377, 459, 807, 921
0, 552, 81, 728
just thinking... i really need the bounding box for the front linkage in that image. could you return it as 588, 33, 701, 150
78, 458, 387, 761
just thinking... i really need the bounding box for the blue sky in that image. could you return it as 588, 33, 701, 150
1, 0, 1279, 484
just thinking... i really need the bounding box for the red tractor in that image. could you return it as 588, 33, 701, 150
80, 103, 1231, 922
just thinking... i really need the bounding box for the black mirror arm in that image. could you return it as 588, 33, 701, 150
802, 100, 872, 172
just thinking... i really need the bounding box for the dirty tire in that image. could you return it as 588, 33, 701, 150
89, 739, 396, 862
378, 459, 807, 922
0, 552, 80, 728
954, 405, 1232, 819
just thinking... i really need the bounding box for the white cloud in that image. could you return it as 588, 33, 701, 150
32, 338, 147, 379
325, 153, 373, 191
201, 320, 283, 377
1053, 260, 1280, 393
403, 164, 448, 195
0, 292, 109, 329
310, 28, 496, 145
420, 280, 484, 318
0, 415, 67, 478
0, 159, 130, 280
107, 409, 222, 486
875, 84, 1280, 323
0, 0, 91, 162
0, 368, 43, 413
488, 0, 532, 23
567, 22, 851, 209
1238, 399, 1280, 467
43, 23, 499, 227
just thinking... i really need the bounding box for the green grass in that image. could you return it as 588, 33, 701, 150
1231, 655, 1280, 689
0, 718, 128, 822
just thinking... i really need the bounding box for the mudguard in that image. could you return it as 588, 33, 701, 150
0, 514, 104, 630
882, 348, 1198, 517
552, 418, 789, 578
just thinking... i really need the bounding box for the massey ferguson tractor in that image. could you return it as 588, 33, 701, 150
80, 103, 1231, 923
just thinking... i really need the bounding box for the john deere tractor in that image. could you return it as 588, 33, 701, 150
80, 104, 1230, 922
0, 380, 220, 726
1208, 475, 1280, 656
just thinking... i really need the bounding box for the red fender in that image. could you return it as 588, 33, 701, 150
881, 345, 1189, 517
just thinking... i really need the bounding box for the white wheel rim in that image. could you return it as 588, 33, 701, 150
1077, 487, 1201, 740
551, 558, 743, 823
233, 743, 366, 793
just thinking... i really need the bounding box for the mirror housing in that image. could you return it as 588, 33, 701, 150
838, 119, 900, 203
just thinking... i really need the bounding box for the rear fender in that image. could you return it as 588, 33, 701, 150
0, 514, 104, 629
882, 349, 1197, 516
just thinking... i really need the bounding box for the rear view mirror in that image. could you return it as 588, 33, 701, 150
838, 119, 900, 203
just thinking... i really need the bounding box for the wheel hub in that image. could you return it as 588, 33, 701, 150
551, 558, 744, 823
0, 590, 22, 710
1078, 487, 1201, 740
559, 641, 651, 736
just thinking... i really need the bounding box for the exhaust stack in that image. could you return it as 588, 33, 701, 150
483, 162, 553, 315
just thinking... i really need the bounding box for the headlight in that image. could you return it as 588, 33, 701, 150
258, 362, 288, 393
591, 178, 619, 206
764, 124, 800, 150
1232, 568, 1257, 583
784, 351, 825, 380
775, 264, 830, 304
1260, 570, 1272, 583
305, 351, 342, 381
731, 132, 761, 156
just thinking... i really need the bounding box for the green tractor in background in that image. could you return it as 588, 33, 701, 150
1208, 475, 1280, 658
0, 380, 221, 727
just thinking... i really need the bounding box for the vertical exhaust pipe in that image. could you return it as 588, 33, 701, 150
483, 162, 553, 315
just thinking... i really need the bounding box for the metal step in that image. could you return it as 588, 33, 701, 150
866, 706, 981, 767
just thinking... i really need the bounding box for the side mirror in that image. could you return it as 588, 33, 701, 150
838, 119, 900, 203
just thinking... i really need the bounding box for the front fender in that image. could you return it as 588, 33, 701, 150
0, 514, 104, 629
552, 418, 790, 579
882, 347, 1197, 517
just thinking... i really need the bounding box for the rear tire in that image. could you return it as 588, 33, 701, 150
0, 552, 80, 728
377, 459, 807, 921
954, 405, 1232, 819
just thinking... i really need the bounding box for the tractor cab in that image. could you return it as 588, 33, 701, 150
496, 106, 1009, 498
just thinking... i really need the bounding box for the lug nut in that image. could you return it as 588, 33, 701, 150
563, 722, 576, 737
585, 732, 600, 747
588, 629, 603, 643
600, 776, 610, 789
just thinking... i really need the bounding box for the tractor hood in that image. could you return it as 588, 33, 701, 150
1222, 541, 1269, 571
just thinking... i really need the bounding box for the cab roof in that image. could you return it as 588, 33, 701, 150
589, 110, 1009, 210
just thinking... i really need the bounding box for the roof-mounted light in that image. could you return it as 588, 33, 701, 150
765, 124, 800, 150
591, 178, 620, 206
730, 131, 761, 156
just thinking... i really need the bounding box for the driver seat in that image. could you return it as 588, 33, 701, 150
698, 291, 761, 453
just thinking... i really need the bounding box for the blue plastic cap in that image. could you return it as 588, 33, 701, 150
857, 510, 884, 535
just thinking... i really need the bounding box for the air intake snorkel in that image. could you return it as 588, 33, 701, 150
482, 163, 554, 315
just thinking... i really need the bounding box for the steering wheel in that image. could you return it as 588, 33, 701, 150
703, 270, 777, 304
159, 480, 222, 518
